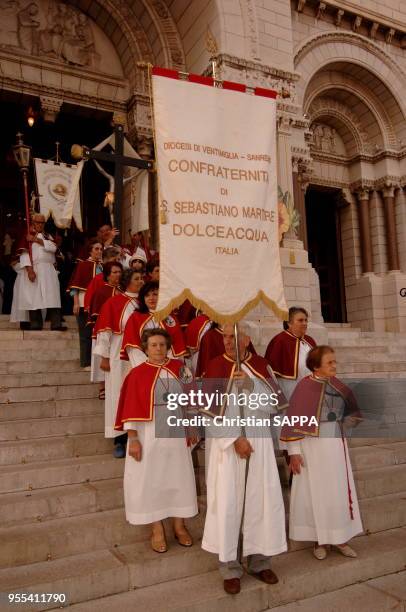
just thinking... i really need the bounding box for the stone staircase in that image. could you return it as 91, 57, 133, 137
0, 316, 405, 611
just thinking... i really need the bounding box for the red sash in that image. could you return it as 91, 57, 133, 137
93, 293, 138, 336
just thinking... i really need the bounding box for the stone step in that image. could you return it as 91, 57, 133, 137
359, 492, 406, 534
0, 330, 77, 341
267, 570, 406, 611
59, 528, 406, 612
0, 508, 204, 569
1, 371, 91, 388
0, 453, 123, 494
0, 478, 124, 527
0, 359, 80, 375
354, 463, 406, 499
0, 414, 104, 441
0, 432, 112, 466
349, 441, 406, 470
0, 397, 103, 421
0, 382, 98, 404
337, 361, 406, 373
0, 339, 78, 351
0, 348, 79, 362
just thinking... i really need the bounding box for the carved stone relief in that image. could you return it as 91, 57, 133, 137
0, 1, 105, 69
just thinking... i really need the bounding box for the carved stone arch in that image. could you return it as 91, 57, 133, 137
146, 0, 186, 69
294, 31, 406, 119
68, 0, 154, 90
309, 98, 370, 155
305, 72, 397, 149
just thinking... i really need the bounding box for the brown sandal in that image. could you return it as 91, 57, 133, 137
174, 528, 193, 547
151, 523, 167, 553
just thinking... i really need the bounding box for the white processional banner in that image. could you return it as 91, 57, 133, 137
34, 159, 83, 230
152, 67, 287, 323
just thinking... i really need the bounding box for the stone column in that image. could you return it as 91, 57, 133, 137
277, 114, 295, 227
292, 167, 308, 249
382, 185, 400, 271
356, 190, 373, 274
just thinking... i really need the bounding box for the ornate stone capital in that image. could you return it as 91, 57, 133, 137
382, 185, 395, 199
40, 96, 63, 123
356, 189, 370, 203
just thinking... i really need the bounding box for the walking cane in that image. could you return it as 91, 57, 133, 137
235, 322, 251, 564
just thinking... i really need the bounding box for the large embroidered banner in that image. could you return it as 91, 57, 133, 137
151, 67, 287, 323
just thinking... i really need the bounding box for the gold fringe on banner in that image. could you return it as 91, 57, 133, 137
153, 288, 288, 325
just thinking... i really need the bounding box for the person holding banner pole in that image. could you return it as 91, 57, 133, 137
201, 323, 288, 595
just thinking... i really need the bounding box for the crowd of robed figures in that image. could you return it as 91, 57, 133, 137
11, 217, 364, 596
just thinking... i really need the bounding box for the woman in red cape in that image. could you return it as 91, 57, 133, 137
280, 345, 363, 561
68, 238, 103, 368
120, 281, 186, 368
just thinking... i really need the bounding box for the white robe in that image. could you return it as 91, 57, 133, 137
93, 295, 138, 438
202, 364, 287, 562
18, 235, 61, 310
277, 339, 312, 451
10, 262, 29, 322
287, 393, 363, 545
122, 369, 198, 524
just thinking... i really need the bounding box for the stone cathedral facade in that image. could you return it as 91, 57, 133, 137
1, 0, 406, 332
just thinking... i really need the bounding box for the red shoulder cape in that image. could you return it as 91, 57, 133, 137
185, 314, 211, 350
265, 330, 316, 379
202, 352, 288, 416
115, 359, 183, 427
84, 273, 104, 312
68, 260, 99, 292
280, 375, 362, 441
121, 311, 186, 360
89, 283, 121, 327
196, 327, 257, 377
93, 293, 138, 336
174, 299, 197, 328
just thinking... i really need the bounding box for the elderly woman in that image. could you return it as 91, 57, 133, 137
115, 328, 198, 553
120, 281, 186, 368
280, 345, 363, 560
92, 269, 143, 456
68, 238, 103, 368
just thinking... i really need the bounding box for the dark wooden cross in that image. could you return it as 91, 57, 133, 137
82, 124, 153, 236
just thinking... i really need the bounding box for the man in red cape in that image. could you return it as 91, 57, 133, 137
201, 323, 288, 595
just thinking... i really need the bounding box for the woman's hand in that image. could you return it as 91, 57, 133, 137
100, 357, 110, 372
128, 438, 142, 461
289, 454, 304, 475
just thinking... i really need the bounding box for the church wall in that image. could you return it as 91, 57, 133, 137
256, 0, 294, 72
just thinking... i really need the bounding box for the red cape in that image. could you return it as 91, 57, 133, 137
93, 293, 139, 336
202, 352, 288, 417
88, 283, 122, 330
115, 359, 183, 427
185, 314, 211, 350
280, 375, 362, 441
68, 259, 100, 292
265, 330, 316, 379
174, 299, 197, 328
121, 311, 186, 360
196, 327, 256, 377
84, 273, 104, 312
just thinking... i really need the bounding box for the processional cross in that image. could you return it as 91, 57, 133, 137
71, 123, 153, 234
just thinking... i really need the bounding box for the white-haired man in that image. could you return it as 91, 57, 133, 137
15, 213, 65, 331
202, 323, 288, 594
